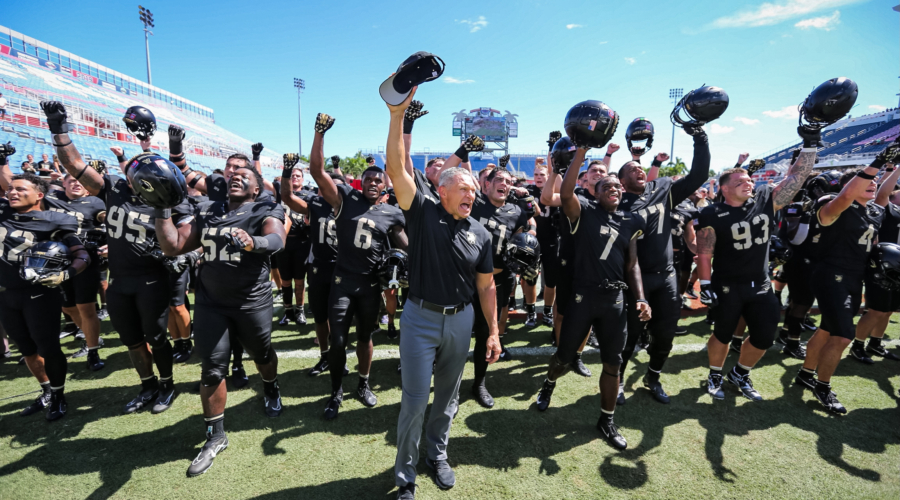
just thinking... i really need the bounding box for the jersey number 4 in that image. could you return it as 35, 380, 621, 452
730, 214, 769, 250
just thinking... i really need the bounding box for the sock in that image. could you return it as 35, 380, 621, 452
281, 287, 293, 306
320, 349, 329, 356
101, 302, 107, 309
732, 335, 743, 344
709, 366, 722, 377
732, 364, 750, 378
141, 375, 159, 392
645, 368, 660, 383
205, 413, 225, 438
852, 339, 865, 349
173, 339, 183, 350
600, 408, 614, 420
543, 306, 552, 316
89, 345, 100, 351
525, 303, 535, 314
359, 374, 369, 380
868, 337, 882, 349
544, 378, 556, 386
799, 367, 815, 378
39, 381, 51, 393
814, 379, 831, 395
263, 378, 279, 398
50, 385, 64, 397
159, 376, 173, 386
785, 315, 804, 339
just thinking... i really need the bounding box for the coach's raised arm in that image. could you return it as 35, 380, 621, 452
385, 88, 499, 498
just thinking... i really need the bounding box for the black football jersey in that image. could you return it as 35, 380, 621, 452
284, 188, 314, 250
305, 193, 338, 263
571, 198, 644, 288
43, 192, 106, 235
0, 201, 80, 289
415, 169, 440, 202
194, 200, 285, 309
273, 179, 282, 205
816, 199, 883, 274
333, 183, 405, 276
697, 184, 777, 282
619, 177, 693, 273
470, 191, 531, 270
878, 202, 900, 245
188, 194, 209, 207
558, 187, 589, 266
99, 175, 193, 277
670, 199, 699, 253
526, 184, 558, 248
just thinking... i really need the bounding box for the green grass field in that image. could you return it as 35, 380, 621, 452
0, 298, 898, 500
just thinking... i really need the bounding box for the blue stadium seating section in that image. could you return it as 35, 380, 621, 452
761, 113, 899, 166
402, 153, 606, 178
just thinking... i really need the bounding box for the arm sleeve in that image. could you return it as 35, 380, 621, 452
670, 134, 711, 205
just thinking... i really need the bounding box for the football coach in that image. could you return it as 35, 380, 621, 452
385, 87, 501, 499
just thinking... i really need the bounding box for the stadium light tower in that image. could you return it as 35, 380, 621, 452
294, 78, 305, 156
669, 88, 683, 163
139, 5, 154, 85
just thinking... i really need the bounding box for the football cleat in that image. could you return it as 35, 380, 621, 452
187, 434, 229, 477
674, 325, 688, 336
151, 381, 176, 414
123, 387, 159, 414
231, 366, 249, 388
295, 310, 307, 326
380, 315, 389, 325
396, 483, 416, 500
587, 332, 600, 348
71, 341, 90, 359
21, 390, 51, 416
597, 416, 627, 450
472, 381, 494, 409
86, 348, 105, 371
685, 288, 698, 300
357, 378, 377, 407
97, 308, 109, 320
782, 342, 807, 360
794, 371, 816, 390
386, 323, 399, 339
707, 373, 725, 400
498, 346, 514, 362
637, 329, 650, 351
278, 307, 296, 326
572, 355, 592, 377
541, 313, 554, 328
535, 380, 555, 411
173, 341, 193, 363
726, 371, 762, 401
616, 381, 626, 406
814, 388, 847, 415
45, 391, 67, 422
59, 323, 78, 339
776, 329, 789, 345
324, 388, 343, 420
524, 313, 537, 328
866, 343, 900, 361
309, 355, 329, 376
849, 343, 874, 364
802, 315, 817, 331
74, 329, 85, 341
642, 375, 670, 404
264, 391, 283, 417
549, 330, 557, 347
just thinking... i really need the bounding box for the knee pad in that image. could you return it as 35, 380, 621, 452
201, 364, 227, 387
357, 327, 375, 344
147, 334, 171, 350
748, 330, 776, 351
254, 346, 275, 366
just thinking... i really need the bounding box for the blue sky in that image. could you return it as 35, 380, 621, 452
5, 0, 898, 170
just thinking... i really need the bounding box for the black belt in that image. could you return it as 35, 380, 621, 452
409, 295, 468, 316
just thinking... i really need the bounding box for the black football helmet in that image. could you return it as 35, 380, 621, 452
378, 249, 409, 289
503, 232, 541, 278
869, 242, 900, 291
564, 100, 619, 149
551, 137, 577, 175
671, 85, 729, 128
768, 235, 793, 267
20, 241, 70, 283
625, 118, 654, 157
122, 105, 157, 140
126, 152, 188, 209
799, 77, 858, 130
806, 170, 842, 199
83, 227, 109, 267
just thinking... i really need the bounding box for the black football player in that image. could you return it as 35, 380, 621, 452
277, 165, 312, 327
308, 113, 407, 420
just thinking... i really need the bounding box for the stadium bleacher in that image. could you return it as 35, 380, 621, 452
0, 26, 280, 177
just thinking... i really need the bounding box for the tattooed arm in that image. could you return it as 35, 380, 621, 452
695, 226, 716, 282
53, 137, 104, 195
772, 149, 817, 211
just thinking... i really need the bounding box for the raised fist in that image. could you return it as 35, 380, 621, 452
330, 155, 341, 169
109, 146, 124, 157
655, 152, 670, 163
682, 123, 705, 137
737, 152, 749, 165
405, 100, 429, 122
168, 124, 185, 143
607, 143, 621, 155
548, 131, 562, 149
40, 101, 70, 135
499, 154, 510, 168
283, 153, 300, 169
875, 136, 900, 164
315, 113, 335, 134
251, 142, 264, 160
464, 135, 485, 152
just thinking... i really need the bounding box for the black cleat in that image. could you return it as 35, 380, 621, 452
726, 371, 762, 401
324, 388, 343, 420
396, 483, 416, 500
536, 380, 556, 411
802, 315, 817, 331
295, 310, 307, 326
97, 308, 109, 320
541, 313, 554, 328
173, 340, 193, 363
124, 387, 159, 414
642, 375, 670, 404
729, 338, 743, 354
849, 343, 874, 364
597, 416, 627, 450
46, 391, 67, 421
278, 308, 296, 326
814, 388, 847, 415
782, 341, 807, 360
357, 378, 377, 407
59, 323, 78, 339
616, 382, 626, 406
397, 360, 402, 374
151, 381, 176, 414
549, 330, 557, 347
637, 329, 650, 351
309, 355, 329, 376
794, 371, 816, 390
498, 346, 514, 362
587, 332, 600, 348
674, 325, 688, 336
21, 390, 51, 416
425, 457, 456, 490
707, 373, 725, 400
776, 329, 789, 345
231, 366, 249, 388
264, 391, 283, 417
703, 316, 715, 326
386, 323, 399, 339
524, 313, 537, 328
866, 343, 900, 361
572, 355, 592, 377
685, 288, 698, 300
187, 434, 228, 477
71, 341, 90, 359
472, 381, 494, 408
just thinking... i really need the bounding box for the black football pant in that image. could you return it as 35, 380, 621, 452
473, 270, 515, 382
556, 287, 626, 365
61, 251, 100, 307
813, 267, 863, 340
328, 271, 382, 392
194, 303, 275, 387
307, 260, 336, 324
621, 270, 681, 374
710, 277, 780, 349
0, 286, 66, 387
107, 272, 173, 379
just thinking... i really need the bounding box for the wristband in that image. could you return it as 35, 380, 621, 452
699, 280, 711, 286
635, 298, 649, 305
403, 117, 414, 135
651, 158, 663, 168
734, 162, 742, 169
52, 139, 72, 148
282, 167, 294, 179
454, 145, 469, 163
800, 147, 818, 153
856, 170, 877, 180
153, 208, 172, 219
116, 154, 127, 163
604, 152, 612, 158
169, 153, 185, 163
188, 176, 200, 189
181, 167, 194, 177
869, 158, 886, 171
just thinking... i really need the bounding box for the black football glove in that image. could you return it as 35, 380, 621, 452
251, 142, 264, 161
282, 153, 300, 178
37, 269, 72, 287
699, 283, 718, 309
331, 155, 341, 170
682, 123, 706, 138
0, 142, 15, 165
464, 135, 485, 152
547, 131, 562, 150
522, 265, 540, 281
40, 101, 71, 135
875, 136, 900, 164
403, 100, 429, 134
168, 125, 185, 157
797, 125, 823, 149
88, 160, 107, 175
499, 154, 511, 169
314, 113, 335, 134
164, 254, 189, 274
746, 159, 766, 176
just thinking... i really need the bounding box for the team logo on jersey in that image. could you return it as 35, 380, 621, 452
466, 231, 476, 244
835, 275, 842, 282
312, 267, 318, 274
575, 294, 583, 303
561, 259, 567, 266
722, 286, 730, 294
335, 276, 342, 284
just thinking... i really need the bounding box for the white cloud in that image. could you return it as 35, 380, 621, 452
624, 57, 636, 65
711, 0, 861, 28
598, 41, 608, 45
869, 105, 887, 112
443, 76, 475, 84
734, 116, 760, 125
795, 10, 840, 30
710, 124, 735, 134
458, 16, 488, 33
763, 105, 800, 119
566, 24, 583, 29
